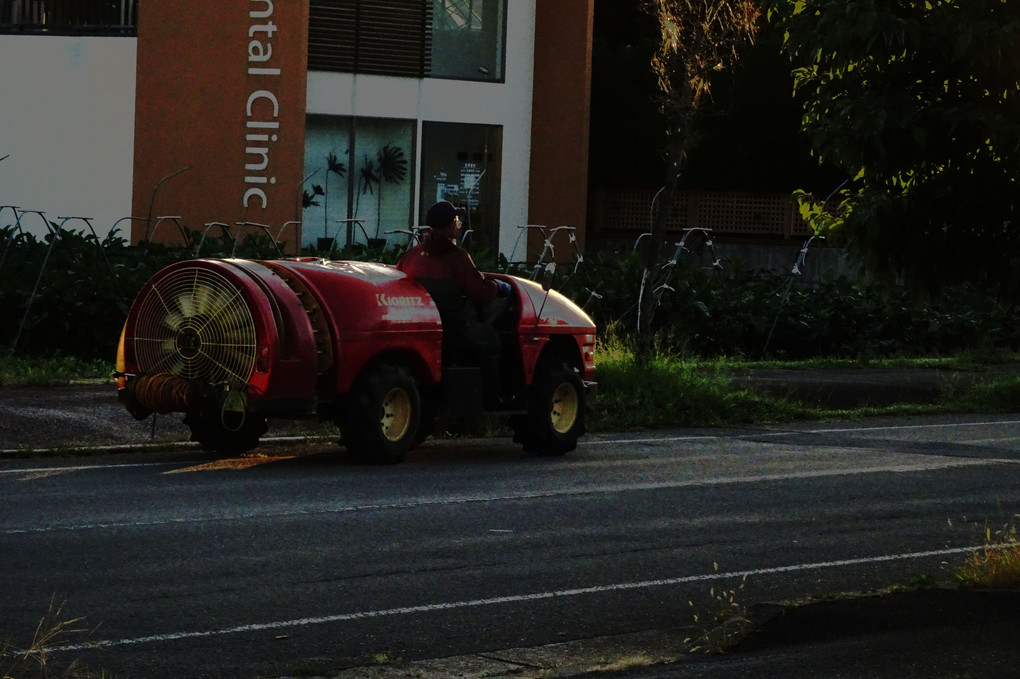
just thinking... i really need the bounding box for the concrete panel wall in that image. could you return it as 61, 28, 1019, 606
0, 35, 136, 238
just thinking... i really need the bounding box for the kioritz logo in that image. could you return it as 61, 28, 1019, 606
376, 294, 425, 307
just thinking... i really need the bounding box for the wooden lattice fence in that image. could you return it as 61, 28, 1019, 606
588, 188, 815, 241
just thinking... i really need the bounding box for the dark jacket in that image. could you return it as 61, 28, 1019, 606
395, 233, 498, 306
396, 233, 500, 359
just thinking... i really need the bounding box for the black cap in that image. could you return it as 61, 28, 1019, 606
425, 201, 458, 228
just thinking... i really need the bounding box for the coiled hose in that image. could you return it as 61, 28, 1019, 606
131, 373, 198, 414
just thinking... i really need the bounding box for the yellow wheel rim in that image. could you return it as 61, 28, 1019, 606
550, 382, 580, 434
380, 387, 413, 442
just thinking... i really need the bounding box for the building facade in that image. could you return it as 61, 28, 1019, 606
0, 0, 593, 259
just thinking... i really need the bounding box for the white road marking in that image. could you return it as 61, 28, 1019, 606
48, 544, 994, 652
803, 420, 1020, 434
583, 418, 1020, 445
1, 457, 1004, 536
585, 434, 725, 445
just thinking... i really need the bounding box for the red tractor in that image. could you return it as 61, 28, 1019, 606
114, 257, 597, 463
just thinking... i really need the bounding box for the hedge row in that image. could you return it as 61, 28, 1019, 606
1, 226, 1016, 361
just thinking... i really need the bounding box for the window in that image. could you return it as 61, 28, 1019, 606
307, 0, 506, 82
303, 118, 504, 250
0, 0, 137, 34
420, 122, 502, 250
429, 0, 506, 82
303, 116, 416, 249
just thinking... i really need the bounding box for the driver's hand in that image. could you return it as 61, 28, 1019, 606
493, 280, 512, 298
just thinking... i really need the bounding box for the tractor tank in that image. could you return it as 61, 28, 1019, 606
115, 258, 443, 421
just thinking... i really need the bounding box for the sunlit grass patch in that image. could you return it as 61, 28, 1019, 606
956, 516, 1020, 589
592, 336, 807, 430
684, 569, 752, 654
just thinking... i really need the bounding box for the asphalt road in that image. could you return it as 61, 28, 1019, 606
1, 414, 1018, 678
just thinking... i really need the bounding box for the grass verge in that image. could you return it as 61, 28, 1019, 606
0, 356, 112, 388
947, 374, 1020, 413
589, 340, 1020, 430
590, 343, 809, 430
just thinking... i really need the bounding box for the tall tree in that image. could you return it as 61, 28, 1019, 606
769, 0, 1020, 302
638, 0, 761, 341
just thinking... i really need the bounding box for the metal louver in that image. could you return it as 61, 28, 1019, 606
132, 267, 257, 384
308, 0, 432, 77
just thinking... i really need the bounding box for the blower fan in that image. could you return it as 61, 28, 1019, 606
131, 266, 257, 385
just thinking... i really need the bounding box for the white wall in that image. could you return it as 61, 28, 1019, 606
0, 35, 136, 240
305, 0, 536, 258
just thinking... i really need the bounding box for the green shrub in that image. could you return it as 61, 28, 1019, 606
0, 226, 301, 361
1, 228, 1016, 362
0, 227, 184, 360
564, 242, 1019, 360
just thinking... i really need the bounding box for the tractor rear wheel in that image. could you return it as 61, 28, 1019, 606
183, 411, 267, 455
341, 363, 421, 464
511, 359, 585, 456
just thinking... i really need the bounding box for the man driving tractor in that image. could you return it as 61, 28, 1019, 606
396, 200, 513, 407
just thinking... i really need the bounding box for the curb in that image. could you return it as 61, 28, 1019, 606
277, 626, 694, 679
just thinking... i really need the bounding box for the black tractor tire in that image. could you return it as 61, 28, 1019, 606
341, 363, 421, 464
512, 359, 585, 456
183, 410, 267, 455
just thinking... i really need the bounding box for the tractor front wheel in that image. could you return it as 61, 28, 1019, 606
511, 359, 585, 456
341, 363, 421, 464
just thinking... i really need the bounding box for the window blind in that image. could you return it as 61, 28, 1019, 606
308, 0, 432, 78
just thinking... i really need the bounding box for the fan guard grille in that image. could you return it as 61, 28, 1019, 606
133, 267, 258, 383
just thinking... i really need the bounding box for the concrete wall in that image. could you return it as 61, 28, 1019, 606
0, 35, 136, 239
